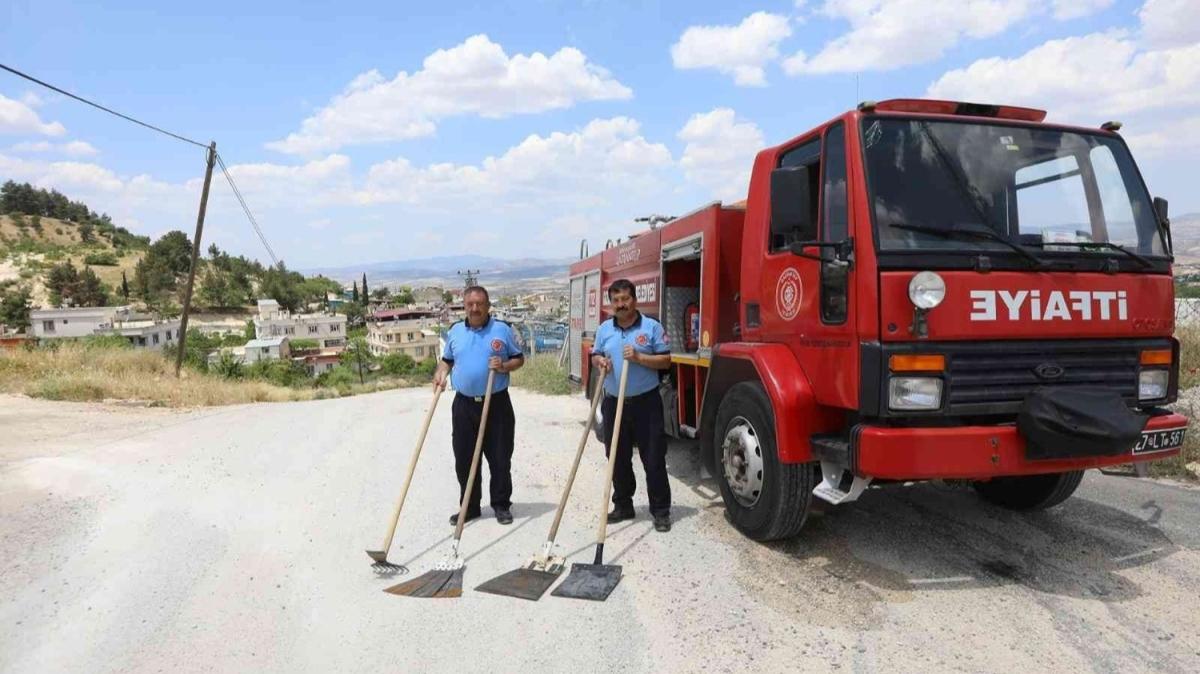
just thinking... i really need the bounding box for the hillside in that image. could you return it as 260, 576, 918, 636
0, 214, 146, 308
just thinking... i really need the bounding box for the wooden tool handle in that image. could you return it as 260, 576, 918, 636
453, 369, 497, 541
377, 384, 444, 554
595, 365, 629, 546
546, 373, 607, 544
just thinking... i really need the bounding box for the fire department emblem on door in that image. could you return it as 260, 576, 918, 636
777, 268, 803, 320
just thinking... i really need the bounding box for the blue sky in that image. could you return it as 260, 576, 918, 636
1, 0, 1197, 268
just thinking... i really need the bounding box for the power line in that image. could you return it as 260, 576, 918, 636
0, 62, 209, 149
215, 152, 280, 267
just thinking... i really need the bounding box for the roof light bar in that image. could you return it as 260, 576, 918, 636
868, 99, 1047, 122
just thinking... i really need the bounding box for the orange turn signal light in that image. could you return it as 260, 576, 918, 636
1140, 349, 1172, 366
889, 354, 945, 372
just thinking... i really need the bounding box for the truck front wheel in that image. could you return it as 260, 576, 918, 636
973, 470, 1084, 511
713, 381, 815, 541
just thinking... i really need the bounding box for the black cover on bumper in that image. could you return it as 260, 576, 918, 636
1018, 387, 1149, 460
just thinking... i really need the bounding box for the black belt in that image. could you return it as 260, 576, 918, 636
457, 389, 509, 403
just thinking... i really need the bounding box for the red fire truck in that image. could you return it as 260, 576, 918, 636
566, 98, 1189, 541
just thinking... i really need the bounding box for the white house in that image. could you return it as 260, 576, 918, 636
31, 306, 129, 339
30, 306, 180, 350
253, 299, 346, 348
207, 336, 291, 368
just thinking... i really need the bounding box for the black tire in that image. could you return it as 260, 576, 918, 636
713, 381, 815, 541
973, 470, 1084, 511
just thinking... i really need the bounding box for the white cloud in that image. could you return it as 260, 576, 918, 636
784, 0, 1037, 74
357, 117, 673, 207
926, 32, 1200, 119
677, 108, 764, 202
1139, 0, 1200, 48
1052, 0, 1114, 20
1124, 115, 1200, 157
670, 12, 794, 86
10, 140, 99, 157
0, 93, 67, 137
267, 34, 632, 154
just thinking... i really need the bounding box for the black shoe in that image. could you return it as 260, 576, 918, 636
653, 513, 671, 532
494, 507, 513, 525
607, 507, 635, 523
449, 510, 481, 526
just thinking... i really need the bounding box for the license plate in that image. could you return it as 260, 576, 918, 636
1133, 427, 1187, 455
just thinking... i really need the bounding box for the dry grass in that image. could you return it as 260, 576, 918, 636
510, 353, 575, 396
1177, 326, 1200, 391
0, 343, 411, 408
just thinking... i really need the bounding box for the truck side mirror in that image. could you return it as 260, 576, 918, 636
770, 166, 814, 241
1153, 196, 1173, 253
1153, 196, 1169, 224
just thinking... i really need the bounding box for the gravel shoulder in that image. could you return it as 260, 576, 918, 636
2, 391, 1198, 674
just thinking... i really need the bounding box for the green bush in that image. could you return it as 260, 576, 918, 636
317, 365, 358, 389
381, 353, 416, 376
212, 351, 244, 380
415, 357, 437, 377
246, 359, 309, 388
84, 251, 119, 266
82, 334, 133, 350
510, 355, 573, 395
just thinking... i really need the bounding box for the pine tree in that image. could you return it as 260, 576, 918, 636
121, 271, 130, 300
352, 281, 359, 304
361, 273, 369, 306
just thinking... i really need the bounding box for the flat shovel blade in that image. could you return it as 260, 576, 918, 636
551, 562, 622, 601
475, 568, 561, 601
383, 569, 463, 598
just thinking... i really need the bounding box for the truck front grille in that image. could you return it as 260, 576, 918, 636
946, 343, 1139, 415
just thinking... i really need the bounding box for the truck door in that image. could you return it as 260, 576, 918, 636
759, 121, 858, 408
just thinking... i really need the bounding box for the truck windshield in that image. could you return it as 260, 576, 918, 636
862, 118, 1164, 259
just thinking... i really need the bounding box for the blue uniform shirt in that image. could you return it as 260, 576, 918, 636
591, 312, 670, 397
442, 317, 523, 397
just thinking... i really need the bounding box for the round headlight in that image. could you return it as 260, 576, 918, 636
908, 271, 946, 310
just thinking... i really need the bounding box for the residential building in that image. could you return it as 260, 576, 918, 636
366, 308, 441, 359
413, 286, 446, 304
190, 316, 249, 338
30, 306, 180, 349
293, 346, 344, 377
108, 317, 182, 349
31, 306, 128, 339
253, 298, 347, 348
207, 336, 291, 368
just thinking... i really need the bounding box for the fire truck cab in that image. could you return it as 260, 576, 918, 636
567, 99, 1189, 541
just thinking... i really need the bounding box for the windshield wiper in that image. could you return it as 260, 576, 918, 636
890, 222, 1045, 268
1037, 241, 1154, 268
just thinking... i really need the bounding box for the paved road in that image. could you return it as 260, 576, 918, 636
1, 389, 1198, 673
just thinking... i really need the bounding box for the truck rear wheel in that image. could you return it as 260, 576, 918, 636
973, 470, 1084, 511
713, 381, 815, 541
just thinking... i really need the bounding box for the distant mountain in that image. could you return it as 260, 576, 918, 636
303, 255, 575, 287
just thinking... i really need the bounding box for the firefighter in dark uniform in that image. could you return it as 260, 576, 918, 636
590, 278, 674, 532
433, 286, 524, 525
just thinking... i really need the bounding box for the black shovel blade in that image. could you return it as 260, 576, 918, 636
383, 569, 463, 598
475, 568, 561, 601
551, 562, 622, 601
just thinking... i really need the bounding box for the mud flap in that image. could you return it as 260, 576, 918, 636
1018, 387, 1148, 460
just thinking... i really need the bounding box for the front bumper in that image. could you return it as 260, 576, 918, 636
851, 411, 1188, 480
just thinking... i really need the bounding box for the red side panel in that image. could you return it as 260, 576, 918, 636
717, 342, 843, 463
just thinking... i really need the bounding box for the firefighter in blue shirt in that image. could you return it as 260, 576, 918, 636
433, 286, 524, 525
590, 278, 674, 532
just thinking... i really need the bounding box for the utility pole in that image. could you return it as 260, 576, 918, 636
457, 269, 479, 288
175, 141, 217, 377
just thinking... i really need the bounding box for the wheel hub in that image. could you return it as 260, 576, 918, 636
721, 416, 763, 507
